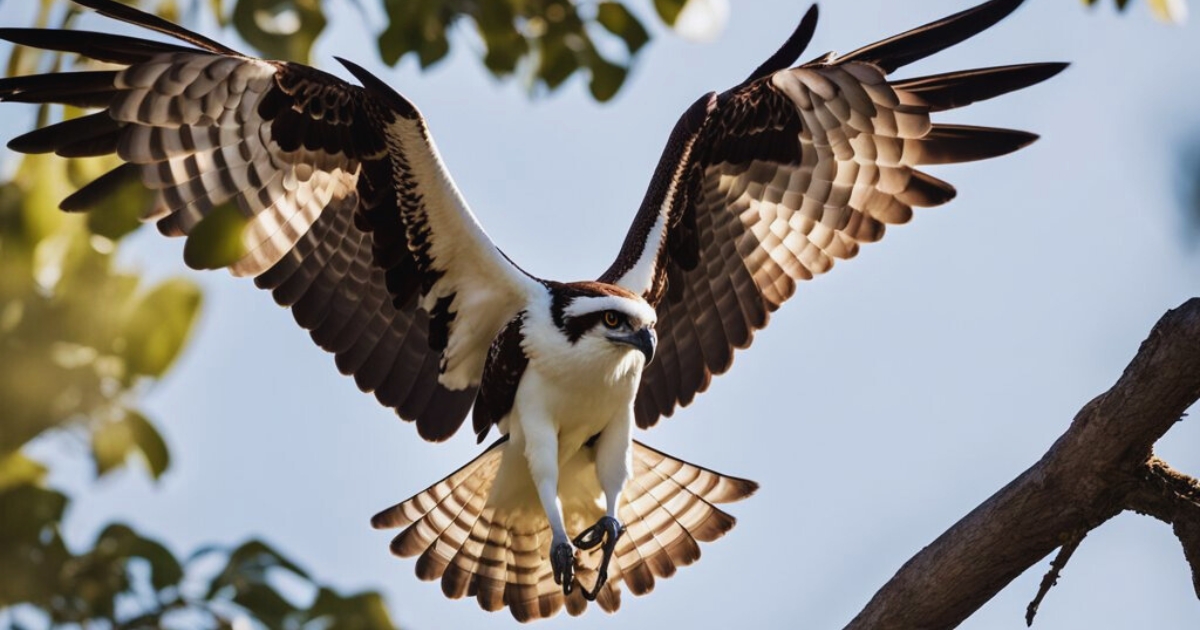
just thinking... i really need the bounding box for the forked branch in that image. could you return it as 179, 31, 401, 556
845, 298, 1200, 630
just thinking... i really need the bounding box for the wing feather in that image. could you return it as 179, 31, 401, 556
601, 0, 1065, 428
2, 0, 544, 442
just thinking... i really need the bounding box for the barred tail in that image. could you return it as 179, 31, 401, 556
371, 439, 757, 622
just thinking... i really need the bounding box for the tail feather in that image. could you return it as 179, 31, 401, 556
372, 439, 756, 622
473, 515, 509, 612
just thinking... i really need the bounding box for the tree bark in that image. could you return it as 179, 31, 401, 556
845, 298, 1200, 630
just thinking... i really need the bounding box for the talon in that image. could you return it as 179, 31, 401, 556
551, 541, 574, 595
573, 516, 623, 600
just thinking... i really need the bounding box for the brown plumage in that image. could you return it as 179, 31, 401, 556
0, 0, 1064, 622
599, 0, 1066, 429
371, 440, 757, 622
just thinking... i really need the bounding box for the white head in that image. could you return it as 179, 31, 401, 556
550, 281, 658, 368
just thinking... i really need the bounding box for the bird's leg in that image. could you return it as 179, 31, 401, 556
523, 420, 575, 595
575, 414, 632, 601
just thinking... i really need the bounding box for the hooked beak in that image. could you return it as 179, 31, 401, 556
609, 327, 657, 364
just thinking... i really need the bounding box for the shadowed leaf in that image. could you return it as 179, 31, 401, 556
232, 0, 327, 63
598, 2, 650, 54
654, 0, 688, 25
121, 278, 202, 378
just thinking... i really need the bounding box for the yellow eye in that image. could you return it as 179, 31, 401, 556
603, 311, 621, 328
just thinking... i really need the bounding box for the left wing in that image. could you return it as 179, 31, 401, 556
600, 0, 1066, 428
0, 0, 544, 441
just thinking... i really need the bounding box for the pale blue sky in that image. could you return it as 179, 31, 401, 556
5, 0, 1200, 628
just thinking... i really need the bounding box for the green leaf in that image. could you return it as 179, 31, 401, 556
126, 410, 170, 479
476, 0, 526, 75
307, 588, 398, 630
378, 0, 454, 68
77, 157, 152, 242
588, 55, 628, 102
0, 452, 47, 491
0, 484, 66, 541
232, 0, 327, 64
653, 0, 688, 25
210, 0, 228, 26
183, 202, 249, 270
92, 416, 136, 476
93, 523, 184, 592
121, 278, 202, 378
536, 37, 579, 90
207, 539, 311, 600
232, 582, 299, 627
597, 2, 650, 54
14, 153, 70, 247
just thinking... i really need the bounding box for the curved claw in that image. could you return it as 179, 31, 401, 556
551, 541, 574, 595
573, 515, 623, 550
573, 516, 625, 601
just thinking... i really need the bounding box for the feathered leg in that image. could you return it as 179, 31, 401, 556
574, 409, 633, 600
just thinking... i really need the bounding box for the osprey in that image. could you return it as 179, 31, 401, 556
0, 0, 1063, 621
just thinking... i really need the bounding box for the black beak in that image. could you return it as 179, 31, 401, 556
611, 327, 656, 364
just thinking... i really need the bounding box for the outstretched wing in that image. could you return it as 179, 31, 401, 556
0, 0, 543, 441
600, 0, 1066, 428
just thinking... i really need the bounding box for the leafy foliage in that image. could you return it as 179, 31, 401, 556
1082, 0, 1188, 22
0, 143, 401, 629
0, 22, 401, 629
0, 482, 395, 628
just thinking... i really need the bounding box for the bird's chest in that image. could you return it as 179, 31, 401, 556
515, 356, 642, 457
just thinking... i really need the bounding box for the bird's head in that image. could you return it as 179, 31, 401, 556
552, 281, 658, 365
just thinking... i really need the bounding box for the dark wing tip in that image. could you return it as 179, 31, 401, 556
917, 125, 1041, 165
72, 0, 241, 56
335, 56, 419, 119
838, 0, 1027, 73
894, 62, 1069, 113
738, 4, 819, 87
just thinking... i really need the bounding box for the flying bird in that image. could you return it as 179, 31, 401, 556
0, 0, 1064, 622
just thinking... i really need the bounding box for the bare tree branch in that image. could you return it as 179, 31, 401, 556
845, 298, 1200, 630
1025, 530, 1086, 626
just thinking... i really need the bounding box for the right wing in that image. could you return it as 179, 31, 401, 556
600, 0, 1065, 429
0, 0, 544, 441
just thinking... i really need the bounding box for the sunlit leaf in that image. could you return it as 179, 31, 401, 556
121, 278, 202, 378
1148, 0, 1187, 22
232, 0, 327, 63
183, 202, 249, 270
210, 0, 228, 26
92, 415, 136, 476
74, 157, 153, 242
597, 2, 650, 54
14, 153, 70, 247
653, 0, 688, 25
127, 410, 170, 478
307, 588, 398, 630
0, 452, 47, 492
